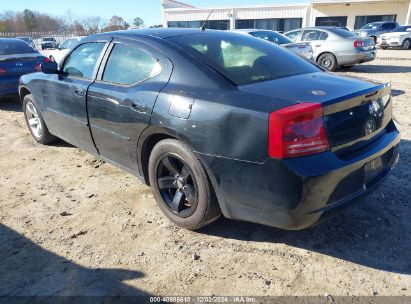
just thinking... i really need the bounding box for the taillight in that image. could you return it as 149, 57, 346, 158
268, 103, 330, 158
354, 40, 364, 48
35, 57, 50, 72
0, 67, 6, 76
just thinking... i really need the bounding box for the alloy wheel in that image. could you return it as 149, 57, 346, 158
25, 101, 43, 139
156, 154, 198, 218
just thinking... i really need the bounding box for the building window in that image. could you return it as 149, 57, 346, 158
315, 16, 347, 27
167, 20, 229, 30
235, 18, 302, 32
354, 15, 396, 29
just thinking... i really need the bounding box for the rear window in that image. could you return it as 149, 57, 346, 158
43, 38, 54, 42
0, 39, 36, 55
330, 28, 359, 38
169, 33, 320, 85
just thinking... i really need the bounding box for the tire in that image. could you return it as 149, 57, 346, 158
148, 139, 221, 230
380, 46, 388, 50
23, 94, 57, 145
317, 53, 337, 71
402, 39, 411, 50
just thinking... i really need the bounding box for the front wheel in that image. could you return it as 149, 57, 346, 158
23, 94, 57, 145
317, 53, 337, 71
402, 39, 411, 50
148, 139, 221, 230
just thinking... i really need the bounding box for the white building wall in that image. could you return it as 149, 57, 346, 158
310, 0, 411, 29
162, 0, 411, 29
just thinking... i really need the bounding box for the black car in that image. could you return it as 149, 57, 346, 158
0, 38, 47, 97
19, 29, 400, 230
41, 37, 57, 50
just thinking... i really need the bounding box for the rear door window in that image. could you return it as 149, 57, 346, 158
102, 43, 161, 85
62, 42, 105, 79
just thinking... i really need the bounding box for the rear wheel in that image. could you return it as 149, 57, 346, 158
402, 39, 411, 50
380, 45, 388, 50
317, 53, 337, 71
23, 94, 56, 145
148, 139, 221, 230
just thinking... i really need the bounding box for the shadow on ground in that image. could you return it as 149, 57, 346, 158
0, 223, 149, 297
346, 64, 411, 74
201, 140, 411, 275
0, 96, 22, 112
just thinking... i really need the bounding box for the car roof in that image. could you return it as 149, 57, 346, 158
92, 28, 221, 40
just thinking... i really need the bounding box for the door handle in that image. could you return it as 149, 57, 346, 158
130, 100, 146, 113
74, 89, 86, 97
314, 44, 322, 47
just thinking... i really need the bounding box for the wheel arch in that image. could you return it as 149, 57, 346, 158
19, 86, 31, 104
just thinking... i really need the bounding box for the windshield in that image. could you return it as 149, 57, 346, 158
0, 39, 37, 55
250, 31, 292, 45
361, 23, 381, 30
169, 33, 320, 86
392, 26, 411, 32
17, 37, 31, 42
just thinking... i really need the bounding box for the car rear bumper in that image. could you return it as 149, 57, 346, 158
198, 120, 400, 230
336, 49, 376, 66
378, 38, 402, 47
0, 76, 20, 96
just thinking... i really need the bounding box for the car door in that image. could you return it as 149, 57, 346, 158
87, 38, 173, 172
43, 40, 110, 153
301, 29, 328, 59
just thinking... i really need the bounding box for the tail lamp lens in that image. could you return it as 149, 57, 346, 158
354, 40, 365, 48
269, 103, 330, 158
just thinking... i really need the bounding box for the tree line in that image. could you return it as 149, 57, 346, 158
0, 9, 159, 35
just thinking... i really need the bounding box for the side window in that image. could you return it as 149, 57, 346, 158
102, 43, 161, 85
302, 30, 327, 41
63, 43, 105, 79
285, 30, 300, 41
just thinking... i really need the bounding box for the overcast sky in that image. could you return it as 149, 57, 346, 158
1, 0, 308, 26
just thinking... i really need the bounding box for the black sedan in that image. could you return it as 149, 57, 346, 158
0, 38, 47, 97
19, 29, 400, 230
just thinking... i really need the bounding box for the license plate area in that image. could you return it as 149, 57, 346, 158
364, 157, 384, 184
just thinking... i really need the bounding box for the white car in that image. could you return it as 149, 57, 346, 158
231, 29, 313, 61
378, 25, 411, 50
48, 37, 85, 63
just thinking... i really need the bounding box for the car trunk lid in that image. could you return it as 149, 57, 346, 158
0, 53, 44, 77
240, 72, 392, 154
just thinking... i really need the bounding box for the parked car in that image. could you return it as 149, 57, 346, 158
48, 37, 85, 63
352, 21, 399, 43
41, 37, 57, 50
232, 29, 313, 61
16, 37, 36, 49
284, 27, 376, 71
19, 29, 400, 230
0, 38, 47, 97
378, 25, 411, 50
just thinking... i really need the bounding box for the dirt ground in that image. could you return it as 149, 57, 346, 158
0, 49, 410, 298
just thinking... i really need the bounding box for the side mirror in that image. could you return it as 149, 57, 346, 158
41, 61, 59, 74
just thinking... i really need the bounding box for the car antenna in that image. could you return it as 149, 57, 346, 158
200, 10, 214, 31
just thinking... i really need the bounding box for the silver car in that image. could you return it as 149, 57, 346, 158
285, 27, 376, 71
352, 21, 399, 44
232, 29, 313, 61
